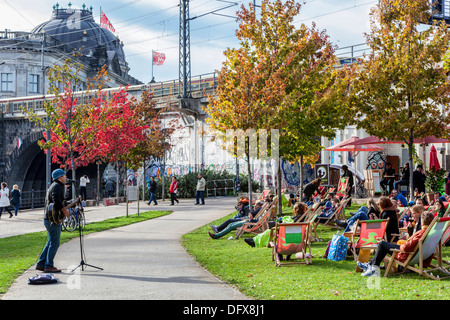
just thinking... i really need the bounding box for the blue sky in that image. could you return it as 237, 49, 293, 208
0, 0, 378, 83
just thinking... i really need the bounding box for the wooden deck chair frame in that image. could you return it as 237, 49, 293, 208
325, 187, 335, 198
234, 200, 275, 239
384, 216, 450, 280
312, 197, 351, 240
296, 202, 319, 222
272, 222, 312, 267
349, 218, 389, 261
258, 190, 270, 202
302, 203, 323, 225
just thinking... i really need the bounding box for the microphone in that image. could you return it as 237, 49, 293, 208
66, 179, 77, 183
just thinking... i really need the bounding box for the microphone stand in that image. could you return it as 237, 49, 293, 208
71, 198, 103, 273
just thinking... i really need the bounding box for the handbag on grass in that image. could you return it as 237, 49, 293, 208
327, 232, 349, 261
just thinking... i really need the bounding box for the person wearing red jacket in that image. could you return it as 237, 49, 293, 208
169, 176, 179, 206
357, 206, 435, 277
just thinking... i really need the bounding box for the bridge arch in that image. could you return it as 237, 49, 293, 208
6, 130, 53, 193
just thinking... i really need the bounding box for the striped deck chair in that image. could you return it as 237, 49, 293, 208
384, 216, 450, 280
349, 218, 389, 261
272, 222, 312, 266
335, 177, 349, 199
234, 200, 275, 239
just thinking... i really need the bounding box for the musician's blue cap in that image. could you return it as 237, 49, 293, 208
52, 169, 66, 180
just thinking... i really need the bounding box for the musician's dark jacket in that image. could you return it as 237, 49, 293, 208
44, 180, 67, 220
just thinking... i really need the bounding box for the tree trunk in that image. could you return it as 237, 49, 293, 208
299, 156, 304, 201
277, 156, 283, 216
246, 136, 253, 211
408, 140, 415, 202
70, 151, 76, 200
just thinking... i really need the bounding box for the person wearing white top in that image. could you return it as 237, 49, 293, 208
0, 182, 13, 218
80, 175, 90, 200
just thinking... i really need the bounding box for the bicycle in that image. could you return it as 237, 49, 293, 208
355, 181, 369, 198
62, 200, 85, 232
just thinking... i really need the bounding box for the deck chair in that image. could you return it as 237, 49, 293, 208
258, 190, 270, 202
349, 218, 389, 261
312, 197, 351, 239
295, 202, 320, 222
272, 222, 312, 266
384, 216, 450, 280
335, 177, 349, 199
313, 186, 327, 199
234, 201, 275, 239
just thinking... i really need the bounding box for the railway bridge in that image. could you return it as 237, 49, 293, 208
0, 73, 217, 207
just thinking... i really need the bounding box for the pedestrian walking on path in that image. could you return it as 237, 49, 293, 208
10, 184, 21, 216
0, 182, 13, 219
147, 176, 158, 205
195, 173, 206, 205
169, 176, 179, 205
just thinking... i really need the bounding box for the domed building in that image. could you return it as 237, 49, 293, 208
0, 3, 141, 99
32, 4, 130, 79
0, 4, 142, 203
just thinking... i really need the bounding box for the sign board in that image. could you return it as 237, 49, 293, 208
314, 164, 330, 186
372, 170, 382, 193
127, 186, 139, 201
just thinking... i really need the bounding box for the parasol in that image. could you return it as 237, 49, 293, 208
429, 145, 441, 171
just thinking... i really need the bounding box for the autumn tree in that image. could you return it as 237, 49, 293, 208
350, 0, 450, 199
125, 93, 181, 198
91, 87, 149, 198
24, 59, 107, 197
207, 0, 351, 211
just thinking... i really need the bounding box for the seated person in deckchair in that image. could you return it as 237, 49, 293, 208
314, 198, 340, 224
244, 202, 307, 248
208, 201, 263, 239
357, 206, 433, 277
430, 199, 446, 218
210, 199, 261, 233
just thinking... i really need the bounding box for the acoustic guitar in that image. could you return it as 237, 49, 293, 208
48, 198, 80, 224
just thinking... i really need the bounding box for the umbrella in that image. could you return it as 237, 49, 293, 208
325, 137, 384, 187
346, 135, 450, 145
343, 135, 449, 169
325, 136, 384, 152
429, 145, 441, 171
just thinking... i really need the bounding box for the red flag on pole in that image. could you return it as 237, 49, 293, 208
153, 51, 166, 66
100, 10, 115, 33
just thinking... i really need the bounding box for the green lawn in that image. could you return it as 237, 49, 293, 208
181, 203, 450, 300
0, 210, 171, 296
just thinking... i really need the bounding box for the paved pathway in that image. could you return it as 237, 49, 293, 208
2, 197, 249, 300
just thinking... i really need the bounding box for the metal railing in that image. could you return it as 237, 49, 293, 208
18, 189, 46, 210
206, 179, 236, 197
